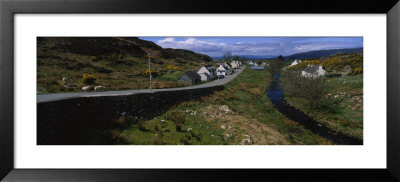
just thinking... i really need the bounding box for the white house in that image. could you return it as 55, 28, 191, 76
223, 63, 232, 75
289, 60, 302, 67
206, 66, 217, 79
216, 65, 226, 78
230, 62, 239, 69
301, 65, 327, 78
197, 66, 217, 81
248, 61, 254, 66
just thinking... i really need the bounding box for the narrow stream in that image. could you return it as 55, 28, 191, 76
267, 73, 362, 145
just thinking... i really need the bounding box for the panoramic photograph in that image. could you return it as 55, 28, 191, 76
37, 37, 363, 145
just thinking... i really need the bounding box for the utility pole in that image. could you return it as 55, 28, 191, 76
148, 50, 152, 91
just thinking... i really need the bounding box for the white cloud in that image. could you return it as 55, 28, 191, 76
155, 37, 362, 57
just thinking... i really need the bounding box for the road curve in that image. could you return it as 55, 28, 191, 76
37, 66, 245, 103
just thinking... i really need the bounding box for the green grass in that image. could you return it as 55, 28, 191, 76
118, 110, 226, 145
116, 66, 331, 145
157, 71, 184, 82
285, 74, 363, 140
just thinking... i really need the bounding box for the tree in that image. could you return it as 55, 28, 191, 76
223, 52, 232, 62
266, 56, 286, 76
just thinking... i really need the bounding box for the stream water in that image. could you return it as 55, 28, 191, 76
267, 73, 362, 145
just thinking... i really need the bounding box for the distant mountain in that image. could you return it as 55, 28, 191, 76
212, 55, 279, 60
285, 47, 363, 60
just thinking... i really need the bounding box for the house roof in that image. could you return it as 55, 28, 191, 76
182, 71, 201, 80
199, 72, 210, 76
206, 66, 216, 71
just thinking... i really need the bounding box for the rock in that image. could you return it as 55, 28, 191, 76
240, 134, 253, 145
120, 112, 126, 116
343, 65, 352, 76
221, 125, 226, 129
95, 85, 106, 91
224, 134, 230, 140
228, 125, 233, 130
219, 105, 234, 114
62, 77, 69, 82
187, 128, 192, 132
82, 86, 92, 91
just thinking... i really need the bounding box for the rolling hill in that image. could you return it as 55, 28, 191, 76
285, 47, 363, 60
37, 37, 212, 93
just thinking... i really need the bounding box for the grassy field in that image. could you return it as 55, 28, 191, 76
284, 74, 363, 140
114, 66, 331, 145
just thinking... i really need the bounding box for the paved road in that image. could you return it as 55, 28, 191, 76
37, 66, 245, 103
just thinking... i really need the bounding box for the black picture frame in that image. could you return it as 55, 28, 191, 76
1, 0, 399, 181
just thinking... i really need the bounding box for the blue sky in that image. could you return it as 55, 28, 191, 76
139, 37, 363, 57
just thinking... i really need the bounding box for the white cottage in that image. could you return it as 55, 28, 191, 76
301, 65, 327, 78
230, 62, 238, 69
223, 63, 232, 75
197, 66, 216, 81
248, 61, 254, 66
216, 65, 226, 78
289, 60, 302, 67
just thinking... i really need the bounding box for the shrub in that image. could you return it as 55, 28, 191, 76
282, 70, 329, 108
166, 111, 186, 124
152, 132, 165, 145
180, 133, 192, 144
189, 130, 201, 141
352, 67, 363, 75
167, 65, 180, 71
154, 124, 160, 131
166, 111, 185, 132
82, 74, 98, 85
144, 69, 158, 76
175, 122, 182, 131
137, 120, 148, 131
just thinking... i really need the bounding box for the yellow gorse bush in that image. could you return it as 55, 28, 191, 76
82, 73, 99, 85
288, 52, 363, 75
167, 65, 180, 71
144, 69, 158, 75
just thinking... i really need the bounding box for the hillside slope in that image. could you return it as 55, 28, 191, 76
285, 47, 363, 60
37, 37, 212, 93
288, 51, 363, 75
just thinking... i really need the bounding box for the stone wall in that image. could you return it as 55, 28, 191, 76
37, 86, 224, 145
